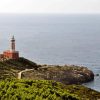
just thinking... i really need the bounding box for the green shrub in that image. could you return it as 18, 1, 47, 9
0, 79, 80, 100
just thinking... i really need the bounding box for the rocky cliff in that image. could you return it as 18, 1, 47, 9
0, 57, 94, 84
22, 64, 94, 84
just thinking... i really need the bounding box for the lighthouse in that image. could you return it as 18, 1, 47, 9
2, 36, 19, 59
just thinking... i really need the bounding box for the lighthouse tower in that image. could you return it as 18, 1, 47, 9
11, 36, 15, 52
3, 36, 19, 59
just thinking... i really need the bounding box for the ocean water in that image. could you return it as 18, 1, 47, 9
0, 14, 100, 91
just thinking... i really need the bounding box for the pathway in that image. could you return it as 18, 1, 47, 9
18, 69, 34, 79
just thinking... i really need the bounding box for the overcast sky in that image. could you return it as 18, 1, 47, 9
0, 0, 100, 14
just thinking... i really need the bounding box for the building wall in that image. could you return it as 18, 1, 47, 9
3, 51, 19, 59
11, 52, 19, 59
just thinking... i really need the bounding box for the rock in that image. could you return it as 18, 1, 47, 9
95, 74, 99, 76
22, 65, 94, 85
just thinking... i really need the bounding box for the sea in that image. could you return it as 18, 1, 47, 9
0, 14, 100, 91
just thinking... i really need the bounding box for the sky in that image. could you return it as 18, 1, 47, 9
0, 0, 100, 14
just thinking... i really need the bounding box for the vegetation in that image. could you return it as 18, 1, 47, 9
0, 57, 39, 80
0, 57, 99, 100
0, 79, 100, 100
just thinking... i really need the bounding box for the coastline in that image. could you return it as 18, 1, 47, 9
0, 57, 100, 99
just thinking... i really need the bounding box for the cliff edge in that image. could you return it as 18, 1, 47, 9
0, 57, 94, 85
22, 64, 94, 84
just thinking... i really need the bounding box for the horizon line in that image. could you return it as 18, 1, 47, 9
0, 12, 100, 15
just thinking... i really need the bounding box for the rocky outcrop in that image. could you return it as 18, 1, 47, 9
22, 65, 94, 84
0, 57, 94, 84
